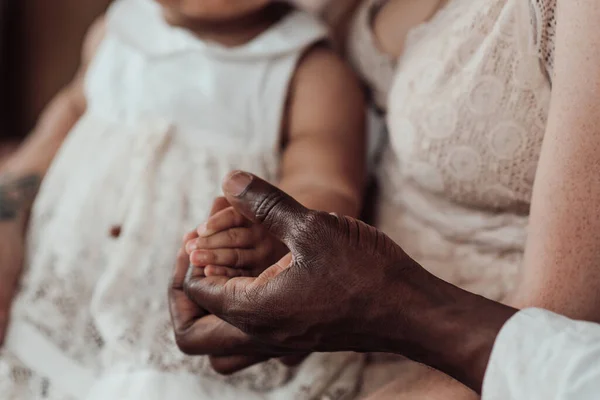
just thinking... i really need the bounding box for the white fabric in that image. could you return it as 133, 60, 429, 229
483, 308, 600, 400
373, 0, 554, 302
349, 0, 558, 396
0, 1, 365, 399
346, 0, 561, 301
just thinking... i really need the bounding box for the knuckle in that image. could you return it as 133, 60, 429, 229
233, 248, 245, 267
194, 237, 213, 250
226, 228, 238, 244
193, 237, 205, 249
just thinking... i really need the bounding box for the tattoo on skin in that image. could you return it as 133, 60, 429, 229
0, 175, 42, 221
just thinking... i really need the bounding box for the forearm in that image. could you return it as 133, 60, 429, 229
3, 14, 105, 187
380, 271, 517, 393
3, 88, 82, 178
279, 178, 362, 217
280, 41, 366, 216
1, 86, 84, 225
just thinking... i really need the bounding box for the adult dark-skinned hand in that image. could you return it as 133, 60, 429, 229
171, 196, 306, 374
172, 171, 518, 392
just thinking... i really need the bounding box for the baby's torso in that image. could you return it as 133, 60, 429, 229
6, 3, 332, 397
85, 0, 326, 152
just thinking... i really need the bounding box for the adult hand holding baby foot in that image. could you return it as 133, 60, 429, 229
172, 171, 516, 393
170, 197, 272, 374
178, 171, 422, 357
173, 196, 304, 374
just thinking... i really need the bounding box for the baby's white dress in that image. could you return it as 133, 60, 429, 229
0, 0, 363, 398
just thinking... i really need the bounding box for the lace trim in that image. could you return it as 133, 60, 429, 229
531, 0, 557, 79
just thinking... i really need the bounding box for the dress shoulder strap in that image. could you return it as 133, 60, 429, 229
529, 0, 557, 79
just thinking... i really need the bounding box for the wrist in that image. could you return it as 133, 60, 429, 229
371, 263, 517, 393
417, 285, 517, 392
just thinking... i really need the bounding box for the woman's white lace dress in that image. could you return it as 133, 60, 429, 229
0, 1, 364, 399
350, 0, 557, 307
347, 0, 558, 395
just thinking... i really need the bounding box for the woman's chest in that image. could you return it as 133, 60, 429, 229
386, 0, 551, 212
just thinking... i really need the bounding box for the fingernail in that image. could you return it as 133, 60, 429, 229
185, 240, 197, 253
191, 250, 211, 265
223, 171, 252, 197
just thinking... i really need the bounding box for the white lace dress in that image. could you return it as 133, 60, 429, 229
350, 0, 557, 305
0, 1, 363, 399
347, 0, 558, 395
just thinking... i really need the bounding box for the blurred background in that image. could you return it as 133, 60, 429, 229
0, 0, 112, 140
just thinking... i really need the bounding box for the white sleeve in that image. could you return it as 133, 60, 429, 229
482, 308, 600, 400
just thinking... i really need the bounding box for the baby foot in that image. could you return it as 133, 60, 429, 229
185, 205, 288, 277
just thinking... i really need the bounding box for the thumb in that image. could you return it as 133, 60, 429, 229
222, 171, 310, 248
